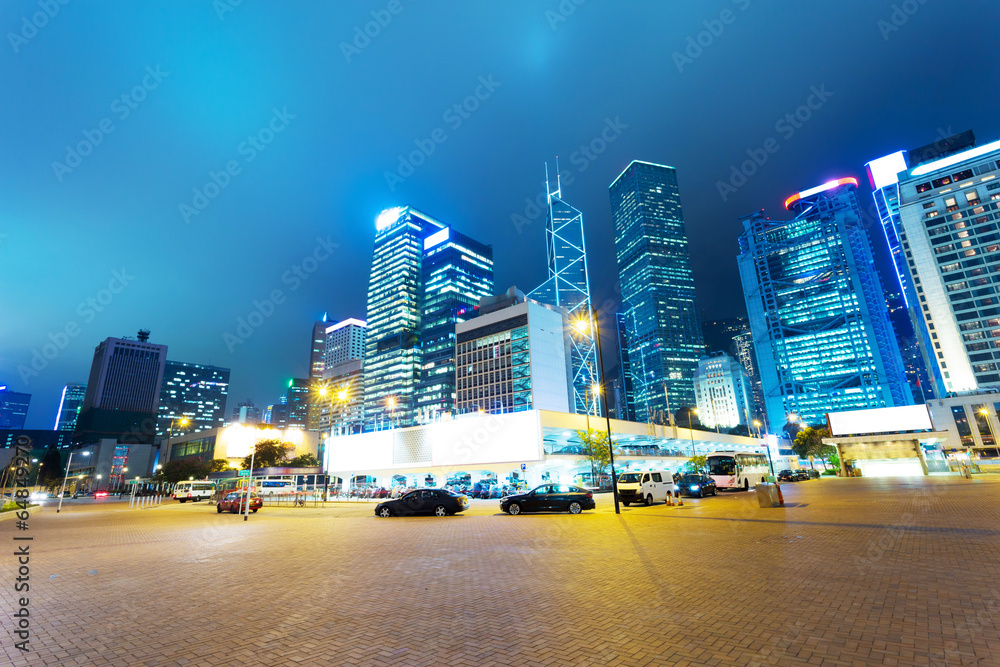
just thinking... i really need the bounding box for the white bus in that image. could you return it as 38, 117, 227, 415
706, 451, 770, 491
172, 480, 215, 503
255, 477, 297, 497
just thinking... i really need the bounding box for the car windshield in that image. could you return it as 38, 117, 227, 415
619, 473, 641, 483
681, 475, 702, 482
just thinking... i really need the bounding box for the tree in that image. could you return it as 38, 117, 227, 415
576, 429, 614, 488
792, 427, 831, 468
240, 439, 293, 470
684, 455, 707, 473
287, 453, 321, 467
209, 459, 233, 473
39, 446, 64, 488
160, 459, 211, 484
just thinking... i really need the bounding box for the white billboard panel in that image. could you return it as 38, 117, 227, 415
827, 405, 933, 436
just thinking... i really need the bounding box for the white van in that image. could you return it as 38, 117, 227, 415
172, 480, 215, 503
617, 470, 673, 506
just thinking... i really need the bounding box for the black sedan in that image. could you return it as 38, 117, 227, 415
777, 469, 797, 482
500, 484, 595, 515
793, 469, 811, 481
375, 488, 469, 517
674, 473, 717, 498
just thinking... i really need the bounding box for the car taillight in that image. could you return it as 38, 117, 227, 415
585, 491, 593, 499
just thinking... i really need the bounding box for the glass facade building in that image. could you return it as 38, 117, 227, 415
693, 352, 752, 430
896, 138, 1000, 395
529, 169, 598, 415
54, 383, 86, 431
738, 178, 911, 428
0, 387, 31, 430
615, 312, 636, 421
156, 361, 230, 437
363, 207, 493, 429
609, 160, 704, 419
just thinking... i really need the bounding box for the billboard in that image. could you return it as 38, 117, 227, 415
827, 405, 933, 437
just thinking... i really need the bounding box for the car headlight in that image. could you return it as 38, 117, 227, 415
690, 485, 699, 491
673, 485, 679, 491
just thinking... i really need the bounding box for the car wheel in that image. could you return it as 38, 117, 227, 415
645, 494, 653, 506
743, 480, 749, 492
378, 506, 392, 518
622, 501, 630, 507
568, 501, 582, 514
507, 503, 521, 515
230, 505, 238, 514
434, 505, 448, 517
698, 489, 704, 498
216, 505, 222, 513
179, 499, 186, 503
712, 488, 718, 496
252, 508, 258, 513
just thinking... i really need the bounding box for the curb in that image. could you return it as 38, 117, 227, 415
0, 504, 42, 522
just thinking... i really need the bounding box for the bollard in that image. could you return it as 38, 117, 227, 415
775, 484, 785, 506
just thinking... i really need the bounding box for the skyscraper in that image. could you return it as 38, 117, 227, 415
731, 331, 765, 424
318, 318, 367, 436
309, 318, 328, 380
54, 383, 86, 431
232, 399, 262, 425
324, 318, 367, 369
529, 166, 598, 415
609, 160, 704, 419
738, 178, 911, 428
895, 137, 1000, 395
156, 361, 230, 437
363, 207, 493, 428
693, 352, 752, 430
0, 386, 31, 430
286, 378, 311, 429
615, 313, 635, 421
75, 332, 167, 444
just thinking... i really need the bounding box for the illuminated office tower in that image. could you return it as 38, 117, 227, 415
0, 386, 31, 430
309, 318, 328, 380
693, 352, 752, 430
896, 138, 1000, 395
738, 178, 911, 428
318, 318, 367, 435
54, 383, 86, 431
530, 165, 598, 415
156, 361, 230, 437
615, 313, 636, 421
363, 207, 492, 429
609, 160, 704, 419
416, 226, 493, 422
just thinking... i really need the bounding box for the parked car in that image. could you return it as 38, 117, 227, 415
500, 484, 595, 515
217, 491, 262, 514
806, 469, 821, 479
674, 473, 718, 498
94, 491, 108, 498
375, 488, 469, 517
617, 470, 673, 506
793, 469, 811, 481
777, 469, 797, 482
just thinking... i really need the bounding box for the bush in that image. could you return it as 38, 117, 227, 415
821, 469, 837, 476
2, 501, 22, 512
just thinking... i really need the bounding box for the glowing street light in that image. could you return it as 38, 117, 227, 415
57, 450, 90, 513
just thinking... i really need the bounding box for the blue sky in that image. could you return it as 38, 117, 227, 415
2, 0, 998, 428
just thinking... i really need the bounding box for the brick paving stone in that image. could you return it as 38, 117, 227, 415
2, 476, 1000, 665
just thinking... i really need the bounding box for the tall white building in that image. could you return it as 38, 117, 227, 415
324, 318, 367, 368
693, 352, 752, 430
897, 138, 1000, 395
454, 287, 572, 415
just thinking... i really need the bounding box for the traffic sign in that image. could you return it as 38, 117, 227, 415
520, 463, 526, 471
237, 470, 250, 477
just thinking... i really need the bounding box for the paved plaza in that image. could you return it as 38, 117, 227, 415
3, 476, 1000, 666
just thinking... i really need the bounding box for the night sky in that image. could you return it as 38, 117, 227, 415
3, 1, 998, 428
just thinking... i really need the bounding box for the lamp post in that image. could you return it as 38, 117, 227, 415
57, 450, 90, 513
687, 408, 699, 457
574, 308, 620, 515
244, 441, 257, 522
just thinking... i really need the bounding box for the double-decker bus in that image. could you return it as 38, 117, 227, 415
706, 451, 770, 491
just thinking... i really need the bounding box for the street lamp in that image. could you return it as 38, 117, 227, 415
164, 417, 190, 479
688, 408, 699, 458
752, 420, 763, 439
573, 309, 620, 515
57, 450, 90, 513
386, 396, 397, 429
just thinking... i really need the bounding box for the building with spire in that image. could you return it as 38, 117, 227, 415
529, 163, 599, 415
